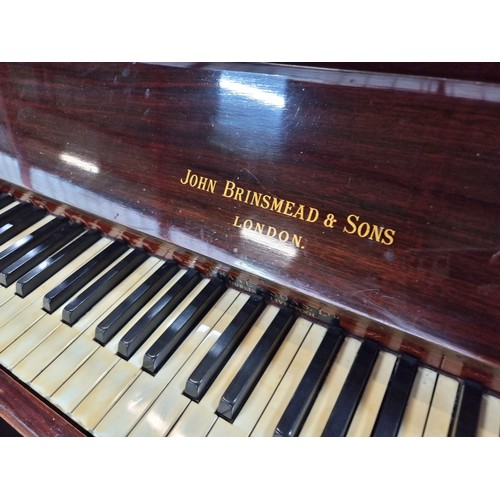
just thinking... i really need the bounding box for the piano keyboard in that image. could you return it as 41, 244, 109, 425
1, 192, 499, 437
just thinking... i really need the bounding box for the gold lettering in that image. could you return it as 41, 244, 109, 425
232, 215, 242, 228
324, 213, 338, 228
292, 234, 303, 248
382, 228, 396, 246
293, 204, 305, 220
198, 176, 208, 190
185, 169, 398, 250
343, 214, 396, 246
223, 180, 236, 198
207, 178, 217, 193
234, 187, 245, 202
270, 197, 284, 213
306, 207, 319, 223
180, 169, 217, 193
188, 173, 198, 187
283, 200, 295, 216
232, 215, 304, 249
343, 214, 359, 234
266, 225, 277, 238
251, 191, 262, 207
180, 168, 192, 185
369, 225, 384, 242
220, 179, 318, 228
357, 221, 371, 238
278, 230, 289, 242
261, 194, 271, 209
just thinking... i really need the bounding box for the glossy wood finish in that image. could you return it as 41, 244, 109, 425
292, 63, 500, 84
0, 63, 499, 393
0, 367, 86, 436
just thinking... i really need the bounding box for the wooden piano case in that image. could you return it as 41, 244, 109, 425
0, 62, 498, 436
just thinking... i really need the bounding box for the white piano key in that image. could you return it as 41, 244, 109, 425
70, 358, 140, 430
0, 245, 133, 368
0, 300, 52, 354
230, 317, 312, 436
0, 315, 61, 369
94, 288, 240, 437
168, 403, 218, 437
31, 336, 99, 396
128, 292, 251, 437
0, 280, 17, 306
477, 393, 500, 437
28, 258, 167, 398
398, 366, 438, 437
207, 416, 247, 437
300, 336, 362, 437
11, 323, 67, 378
33, 259, 175, 402
0, 273, 19, 306
346, 350, 397, 436
250, 323, 326, 437
12, 257, 162, 383
423, 373, 459, 437
168, 305, 280, 437
92, 370, 165, 435
74, 278, 212, 431
50, 346, 119, 413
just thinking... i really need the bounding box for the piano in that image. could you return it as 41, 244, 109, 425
0, 62, 498, 437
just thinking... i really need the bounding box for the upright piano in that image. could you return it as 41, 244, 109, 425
0, 62, 498, 437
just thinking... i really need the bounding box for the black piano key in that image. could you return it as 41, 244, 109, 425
142, 277, 227, 375
15, 230, 101, 297
0, 201, 34, 226
452, 380, 484, 437
273, 326, 344, 437
183, 294, 266, 403
117, 268, 201, 359
61, 248, 149, 326
0, 193, 15, 209
371, 354, 418, 437
0, 205, 46, 245
94, 260, 179, 345
0, 223, 86, 287
42, 239, 128, 313
0, 216, 67, 272
321, 340, 379, 437
217, 307, 296, 423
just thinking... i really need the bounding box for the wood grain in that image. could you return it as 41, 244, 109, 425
0, 367, 86, 436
